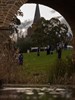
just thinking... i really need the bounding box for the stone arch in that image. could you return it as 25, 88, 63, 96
0, 0, 75, 84
0, 0, 75, 34
0, 0, 28, 27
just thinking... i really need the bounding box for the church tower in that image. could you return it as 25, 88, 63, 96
33, 4, 41, 23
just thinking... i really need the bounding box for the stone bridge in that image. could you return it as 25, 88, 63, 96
0, 0, 75, 83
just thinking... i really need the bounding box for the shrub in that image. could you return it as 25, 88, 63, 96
48, 56, 74, 84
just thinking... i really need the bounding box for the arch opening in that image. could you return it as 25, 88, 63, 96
0, 0, 75, 85
11, 3, 74, 84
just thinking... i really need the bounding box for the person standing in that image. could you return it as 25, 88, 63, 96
37, 47, 40, 56
18, 50, 23, 65
57, 43, 62, 59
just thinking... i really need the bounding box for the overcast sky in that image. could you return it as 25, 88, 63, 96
17, 3, 62, 22
17, 3, 72, 34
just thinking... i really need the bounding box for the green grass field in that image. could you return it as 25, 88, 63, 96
23, 49, 72, 73
12, 49, 73, 84
0, 49, 73, 84
19, 49, 72, 83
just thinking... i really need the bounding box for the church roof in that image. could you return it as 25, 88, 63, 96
33, 4, 41, 23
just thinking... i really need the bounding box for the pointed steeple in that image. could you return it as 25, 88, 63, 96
33, 4, 40, 23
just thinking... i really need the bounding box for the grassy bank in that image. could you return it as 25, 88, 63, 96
1, 49, 74, 84
19, 49, 73, 84
23, 49, 72, 73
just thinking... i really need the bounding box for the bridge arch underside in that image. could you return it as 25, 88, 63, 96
0, 0, 75, 30
0, 0, 75, 60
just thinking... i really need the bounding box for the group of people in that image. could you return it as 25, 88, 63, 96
38, 44, 62, 59
15, 43, 62, 65
47, 44, 62, 59
36, 44, 62, 59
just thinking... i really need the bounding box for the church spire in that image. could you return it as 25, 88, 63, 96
33, 4, 40, 23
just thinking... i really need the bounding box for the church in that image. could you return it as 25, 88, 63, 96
27, 4, 41, 36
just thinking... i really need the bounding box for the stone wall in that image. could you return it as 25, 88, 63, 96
0, 0, 28, 27
0, 29, 18, 83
